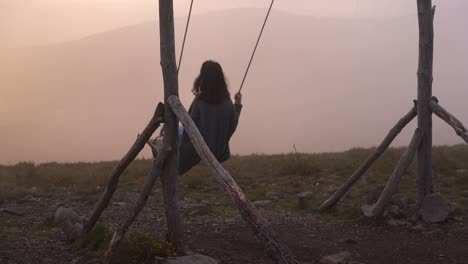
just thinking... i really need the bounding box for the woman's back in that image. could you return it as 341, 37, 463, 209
178, 96, 242, 175
178, 60, 242, 175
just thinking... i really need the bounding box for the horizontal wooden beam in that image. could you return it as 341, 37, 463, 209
167, 95, 300, 264
320, 104, 417, 210
430, 98, 468, 144
83, 103, 165, 234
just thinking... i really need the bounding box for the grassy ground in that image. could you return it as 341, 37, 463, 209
2, 144, 467, 215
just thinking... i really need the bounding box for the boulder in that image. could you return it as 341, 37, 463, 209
419, 193, 452, 223
165, 254, 219, 264
54, 207, 82, 225
320, 251, 352, 264
54, 207, 83, 241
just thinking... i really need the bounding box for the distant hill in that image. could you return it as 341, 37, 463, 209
1, 8, 468, 163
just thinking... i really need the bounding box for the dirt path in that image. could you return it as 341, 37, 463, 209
1, 191, 467, 264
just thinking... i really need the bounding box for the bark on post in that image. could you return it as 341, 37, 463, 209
430, 99, 468, 144
416, 0, 435, 206
158, 0, 184, 252
168, 95, 300, 264
83, 103, 164, 234
361, 129, 423, 217
320, 105, 417, 210
106, 145, 171, 256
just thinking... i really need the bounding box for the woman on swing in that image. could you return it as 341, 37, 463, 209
178, 60, 243, 175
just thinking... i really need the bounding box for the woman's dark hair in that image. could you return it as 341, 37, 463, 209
192, 60, 230, 104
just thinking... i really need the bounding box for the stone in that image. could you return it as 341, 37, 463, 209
320, 251, 352, 264
54, 207, 83, 241
61, 220, 83, 241
410, 224, 426, 232
297, 191, 314, 198
265, 192, 279, 200
349, 261, 365, 264
252, 200, 272, 207
386, 219, 407, 227
456, 169, 467, 175
165, 254, 219, 264
420, 193, 452, 223
391, 193, 408, 208
54, 207, 82, 225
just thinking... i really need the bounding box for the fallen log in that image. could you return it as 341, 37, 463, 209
83, 103, 164, 234
320, 105, 417, 210
167, 95, 300, 264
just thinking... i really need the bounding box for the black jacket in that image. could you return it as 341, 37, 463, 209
178, 96, 242, 174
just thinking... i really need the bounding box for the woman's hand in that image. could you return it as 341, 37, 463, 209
234, 92, 242, 105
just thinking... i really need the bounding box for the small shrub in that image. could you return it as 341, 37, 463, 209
121, 234, 177, 260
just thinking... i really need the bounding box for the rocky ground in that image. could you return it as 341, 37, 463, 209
1, 186, 468, 264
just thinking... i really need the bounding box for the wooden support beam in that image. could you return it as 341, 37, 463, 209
430, 98, 468, 144
320, 105, 417, 210
167, 95, 300, 264
83, 103, 164, 234
105, 145, 171, 257
361, 129, 423, 217
158, 0, 184, 252
416, 0, 435, 206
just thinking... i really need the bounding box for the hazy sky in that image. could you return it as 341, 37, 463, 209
1, 1, 467, 164
0, 0, 430, 47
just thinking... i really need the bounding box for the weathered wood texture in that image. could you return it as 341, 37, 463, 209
361, 129, 423, 217
416, 0, 435, 206
430, 99, 468, 144
158, 0, 184, 251
320, 105, 417, 210
167, 96, 300, 264
105, 145, 171, 256
83, 103, 164, 234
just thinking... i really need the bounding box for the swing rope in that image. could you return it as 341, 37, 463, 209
238, 0, 275, 93
177, 0, 194, 73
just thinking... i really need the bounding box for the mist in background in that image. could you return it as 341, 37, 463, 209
1, 1, 467, 163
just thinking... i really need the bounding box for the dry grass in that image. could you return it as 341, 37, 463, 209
1, 144, 467, 218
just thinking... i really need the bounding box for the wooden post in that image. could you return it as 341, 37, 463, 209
105, 145, 171, 257
416, 0, 435, 206
158, 0, 184, 252
320, 105, 417, 210
168, 96, 300, 264
361, 129, 422, 217
83, 103, 164, 234
429, 98, 468, 144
